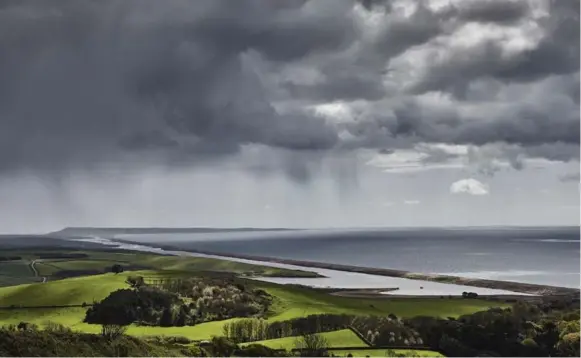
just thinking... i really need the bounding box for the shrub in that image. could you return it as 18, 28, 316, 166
43, 321, 72, 333
294, 333, 329, 357
101, 324, 127, 340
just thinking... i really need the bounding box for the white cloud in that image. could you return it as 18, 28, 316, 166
450, 178, 489, 196
404, 199, 421, 205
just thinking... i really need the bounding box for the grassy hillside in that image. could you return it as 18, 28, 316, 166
0, 273, 128, 307
242, 329, 368, 349
260, 282, 504, 321
0, 271, 507, 341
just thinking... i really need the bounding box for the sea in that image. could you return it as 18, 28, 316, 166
116, 226, 581, 289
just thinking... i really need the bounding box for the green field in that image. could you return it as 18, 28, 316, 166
330, 348, 444, 357
0, 261, 39, 286
0, 271, 507, 341
0, 249, 318, 286
259, 281, 505, 321
240, 329, 444, 357
242, 329, 368, 349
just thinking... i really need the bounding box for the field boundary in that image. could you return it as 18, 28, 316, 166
346, 325, 373, 346
0, 304, 93, 310
289, 346, 441, 353
325, 346, 437, 351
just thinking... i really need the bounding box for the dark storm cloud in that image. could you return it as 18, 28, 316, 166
0, 0, 350, 172
0, 0, 578, 175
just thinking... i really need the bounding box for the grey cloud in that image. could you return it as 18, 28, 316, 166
452, 0, 532, 25
283, 72, 386, 101
410, 0, 579, 96
0, 0, 578, 176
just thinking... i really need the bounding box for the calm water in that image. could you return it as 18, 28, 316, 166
72, 236, 533, 296
117, 227, 580, 288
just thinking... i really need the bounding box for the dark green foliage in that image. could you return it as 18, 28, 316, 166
234, 343, 288, 357
84, 287, 181, 326
0, 325, 193, 357
111, 264, 124, 274
159, 307, 174, 327
406, 299, 581, 357
202, 336, 238, 357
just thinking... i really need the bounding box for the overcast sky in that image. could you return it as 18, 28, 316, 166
0, 0, 579, 233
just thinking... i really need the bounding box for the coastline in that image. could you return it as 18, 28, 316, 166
131, 241, 579, 297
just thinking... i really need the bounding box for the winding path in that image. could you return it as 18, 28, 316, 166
29, 260, 47, 283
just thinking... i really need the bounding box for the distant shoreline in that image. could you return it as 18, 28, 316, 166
113, 239, 580, 297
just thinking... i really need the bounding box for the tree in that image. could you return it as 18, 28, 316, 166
101, 324, 127, 340
294, 333, 329, 357
125, 276, 144, 288
160, 307, 174, 327
556, 332, 580, 357
111, 264, 124, 274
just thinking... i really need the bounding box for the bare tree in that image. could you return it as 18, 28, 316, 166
101, 324, 127, 340
294, 333, 329, 357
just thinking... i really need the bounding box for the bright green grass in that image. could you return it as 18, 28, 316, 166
241, 329, 368, 349
0, 272, 128, 306
0, 271, 508, 341
256, 282, 505, 321
330, 348, 444, 357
